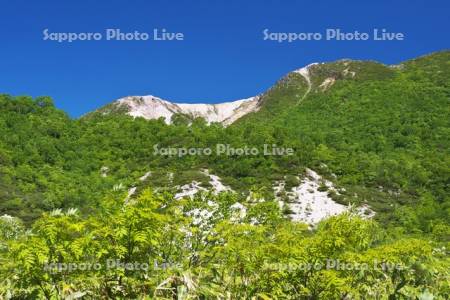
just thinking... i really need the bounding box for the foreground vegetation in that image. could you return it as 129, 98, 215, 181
1, 190, 449, 299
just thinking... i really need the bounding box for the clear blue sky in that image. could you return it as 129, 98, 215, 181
1, 0, 449, 117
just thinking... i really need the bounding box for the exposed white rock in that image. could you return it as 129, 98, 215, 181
293, 63, 318, 105
305, 168, 339, 194
305, 168, 321, 181
202, 169, 232, 194
293, 63, 318, 84
355, 204, 376, 219
319, 77, 336, 91
343, 68, 356, 77
114, 95, 262, 126
174, 181, 207, 199
221, 97, 262, 125
174, 171, 233, 199
275, 168, 373, 227
208, 174, 230, 193
139, 171, 152, 181
288, 170, 347, 226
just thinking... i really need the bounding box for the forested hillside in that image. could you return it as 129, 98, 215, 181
0, 51, 449, 298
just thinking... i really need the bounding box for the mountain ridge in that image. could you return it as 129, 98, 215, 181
106, 94, 263, 125
87, 50, 449, 125
91, 57, 394, 124
92, 62, 328, 125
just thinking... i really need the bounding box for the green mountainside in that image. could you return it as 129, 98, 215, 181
0, 51, 449, 298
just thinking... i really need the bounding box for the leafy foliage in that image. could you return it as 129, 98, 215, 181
1, 191, 448, 299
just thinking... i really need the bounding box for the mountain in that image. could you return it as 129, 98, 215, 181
92, 61, 333, 126
0, 51, 449, 299
92, 61, 338, 126
1, 50, 449, 224
92, 57, 405, 125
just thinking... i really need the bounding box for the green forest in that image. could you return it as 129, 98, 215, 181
0, 51, 449, 299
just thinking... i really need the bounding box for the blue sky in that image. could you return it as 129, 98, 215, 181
1, 0, 449, 117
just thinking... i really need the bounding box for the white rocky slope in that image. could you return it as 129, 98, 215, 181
121, 168, 373, 227
174, 170, 232, 199
274, 169, 374, 227
112, 95, 262, 125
